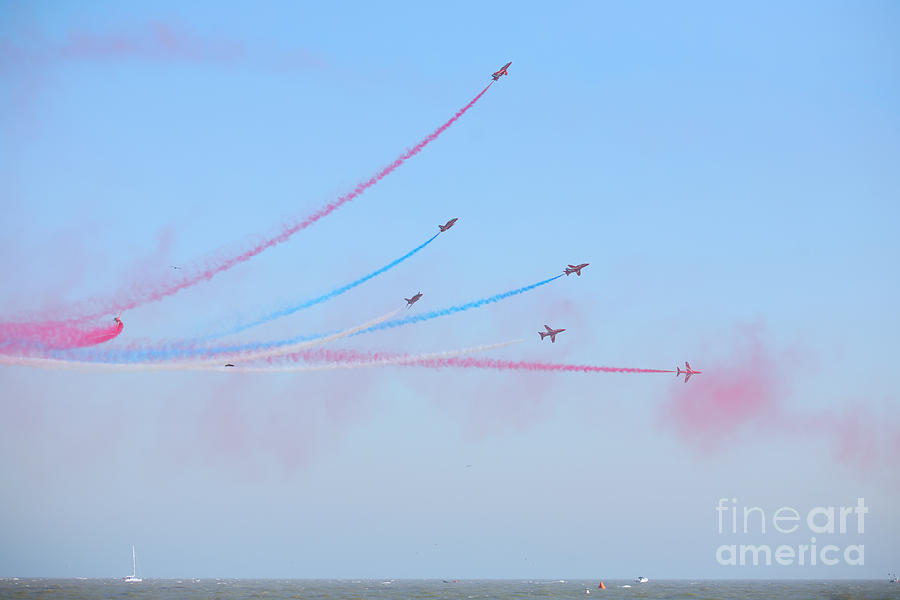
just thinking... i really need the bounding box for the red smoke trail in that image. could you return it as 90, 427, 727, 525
43, 82, 494, 324
657, 325, 899, 482
263, 348, 673, 375
794, 406, 900, 476
411, 357, 674, 374
0, 318, 123, 353
0, 311, 397, 370
657, 325, 784, 451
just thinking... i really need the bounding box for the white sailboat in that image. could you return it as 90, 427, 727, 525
123, 545, 142, 583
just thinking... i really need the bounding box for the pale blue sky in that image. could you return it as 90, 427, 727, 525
1, 0, 898, 578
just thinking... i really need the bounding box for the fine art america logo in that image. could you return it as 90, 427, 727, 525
715, 497, 867, 567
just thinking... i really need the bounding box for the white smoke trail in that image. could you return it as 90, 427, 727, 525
212, 339, 524, 373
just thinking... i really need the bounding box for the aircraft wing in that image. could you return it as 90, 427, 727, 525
684, 372, 692, 383
545, 325, 553, 332
686, 361, 692, 371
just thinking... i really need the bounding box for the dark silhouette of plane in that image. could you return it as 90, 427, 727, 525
564, 263, 589, 276
405, 292, 423, 308
676, 362, 702, 383
539, 324, 565, 343
492, 61, 511, 81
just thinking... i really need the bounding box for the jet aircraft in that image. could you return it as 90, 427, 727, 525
492, 61, 511, 81
676, 362, 702, 383
564, 263, 589, 276
539, 324, 566, 343
439, 218, 458, 232
405, 292, 423, 308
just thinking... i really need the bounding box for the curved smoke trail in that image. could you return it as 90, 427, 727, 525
183, 342, 673, 376
350, 274, 564, 337
202, 232, 441, 341
0, 311, 398, 371
203, 309, 399, 365
0, 318, 123, 353
18, 82, 494, 327
50, 272, 563, 363
200, 339, 523, 373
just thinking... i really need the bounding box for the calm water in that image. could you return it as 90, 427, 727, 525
0, 579, 897, 599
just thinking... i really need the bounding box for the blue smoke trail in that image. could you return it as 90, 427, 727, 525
200, 232, 440, 341
57, 330, 327, 363
57, 274, 562, 363
350, 274, 564, 336
65, 234, 440, 362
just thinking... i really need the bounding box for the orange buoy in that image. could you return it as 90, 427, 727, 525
598, 581, 606, 589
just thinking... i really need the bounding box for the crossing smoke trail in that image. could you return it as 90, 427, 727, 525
351, 274, 565, 337
199, 309, 398, 364
0, 311, 396, 371
200, 339, 524, 373
51, 272, 562, 363
0, 319, 123, 353
202, 341, 668, 376
21, 82, 494, 326
0, 334, 512, 374
180, 273, 563, 359
203, 232, 441, 340
184, 344, 670, 375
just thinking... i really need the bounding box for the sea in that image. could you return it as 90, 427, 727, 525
0, 579, 898, 600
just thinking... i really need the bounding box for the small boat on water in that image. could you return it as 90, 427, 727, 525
634, 576, 649, 583
123, 545, 142, 583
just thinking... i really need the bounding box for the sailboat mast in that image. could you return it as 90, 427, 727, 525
132, 545, 136, 577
